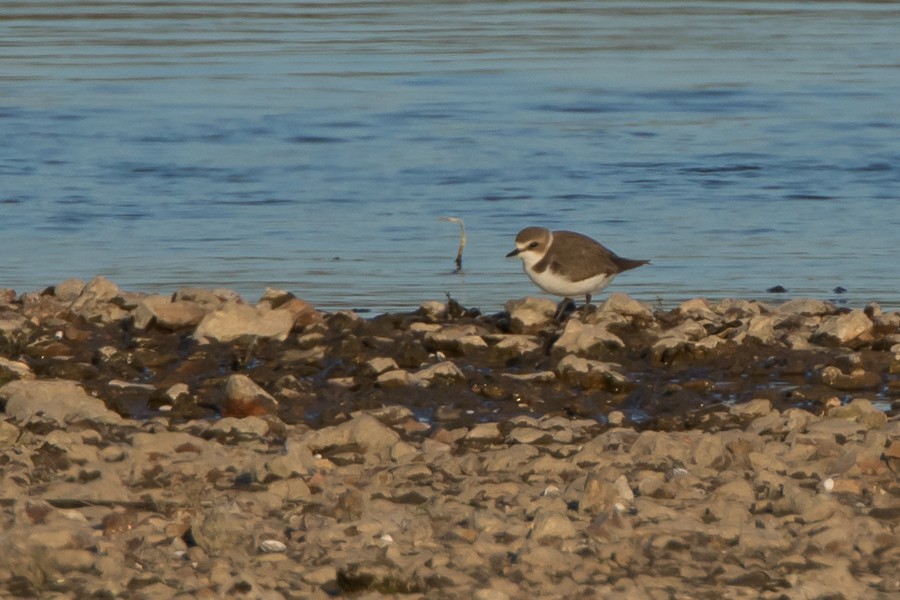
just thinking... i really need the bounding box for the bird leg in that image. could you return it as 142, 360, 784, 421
553, 297, 576, 323
581, 293, 595, 316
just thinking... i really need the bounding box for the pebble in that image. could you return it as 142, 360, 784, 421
259, 539, 287, 553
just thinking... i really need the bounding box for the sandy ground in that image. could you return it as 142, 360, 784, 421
0, 278, 897, 599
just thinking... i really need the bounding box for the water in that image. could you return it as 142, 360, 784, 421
2, 1, 899, 314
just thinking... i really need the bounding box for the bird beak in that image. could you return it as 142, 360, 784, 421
506, 248, 520, 258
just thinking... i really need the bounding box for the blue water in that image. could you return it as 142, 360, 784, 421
2, 1, 899, 313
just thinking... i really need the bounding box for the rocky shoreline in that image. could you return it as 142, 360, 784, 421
0, 277, 897, 599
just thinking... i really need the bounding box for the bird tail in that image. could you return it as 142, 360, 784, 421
614, 257, 650, 272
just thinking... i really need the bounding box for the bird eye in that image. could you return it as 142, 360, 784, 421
528, 241, 539, 249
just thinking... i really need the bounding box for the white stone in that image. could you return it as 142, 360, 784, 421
259, 539, 287, 553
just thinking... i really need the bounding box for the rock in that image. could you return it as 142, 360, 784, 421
826, 398, 888, 429
677, 297, 719, 322
812, 309, 872, 346
691, 433, 729, 470
0, 312, 33, 339
600, 293, 654, 320
53, 278, 86, 302
490, 334, 541, 360
410, 361, 465, 387
714, 478, 755, 504
174, 286, 242, 309
194, 302, 294, 343
418, 300, 447, 321
376, 369, 412, 388
259, 539, 287, 553
555, 355, 629, 391
132, 294, 207, 330
507, 426, 553, 445
606, 410, 626, 426
45, 474, 132, 505
303, 413, 401, 460
787, 558, 876, 599
0, 379, 123, 425
650, 319, 711, 362
530, 510, 578, 541
425, 325, 488, 354
68, 275, 127, 322
580, 470, 634, 514
208, 415, 270, 438
501, 370, 556, 384
819, 365, 881, 391
336, 560, 422, 594
265, 438, 317, 480
745, 315, 777, 344
475, 590, 510, 600
0, 356, 34, 381
465, 422, 502, 442
553, 318, 624, 357
649, 335, 690, 363
630, 430, 692, 467
164, 383, 190, 402
223, 374, 278, 417
362, 405, 415, 425
256, 287, 295, 309
505, 297, 557, 333
664, 319, 708, 340
258, 290, 321, 329
773, 298, 834, 316
0, 516, 96, 590
479, 444, 540, 472
782, 407, 814, 432
716, 298, 766, 318
0, 420, 19, 447
729, 398, 773, 419
365, 356, 399, 376
190, 504, 254, 555
805, 418, 866, 441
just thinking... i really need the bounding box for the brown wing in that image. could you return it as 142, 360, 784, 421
546, 231, 647, 281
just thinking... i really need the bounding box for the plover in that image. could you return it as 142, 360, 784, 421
506, 226, 648, 314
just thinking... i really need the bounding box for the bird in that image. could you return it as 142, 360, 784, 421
506, 226, 648, 317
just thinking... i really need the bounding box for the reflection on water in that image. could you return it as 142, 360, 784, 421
1, 1, 899, 312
